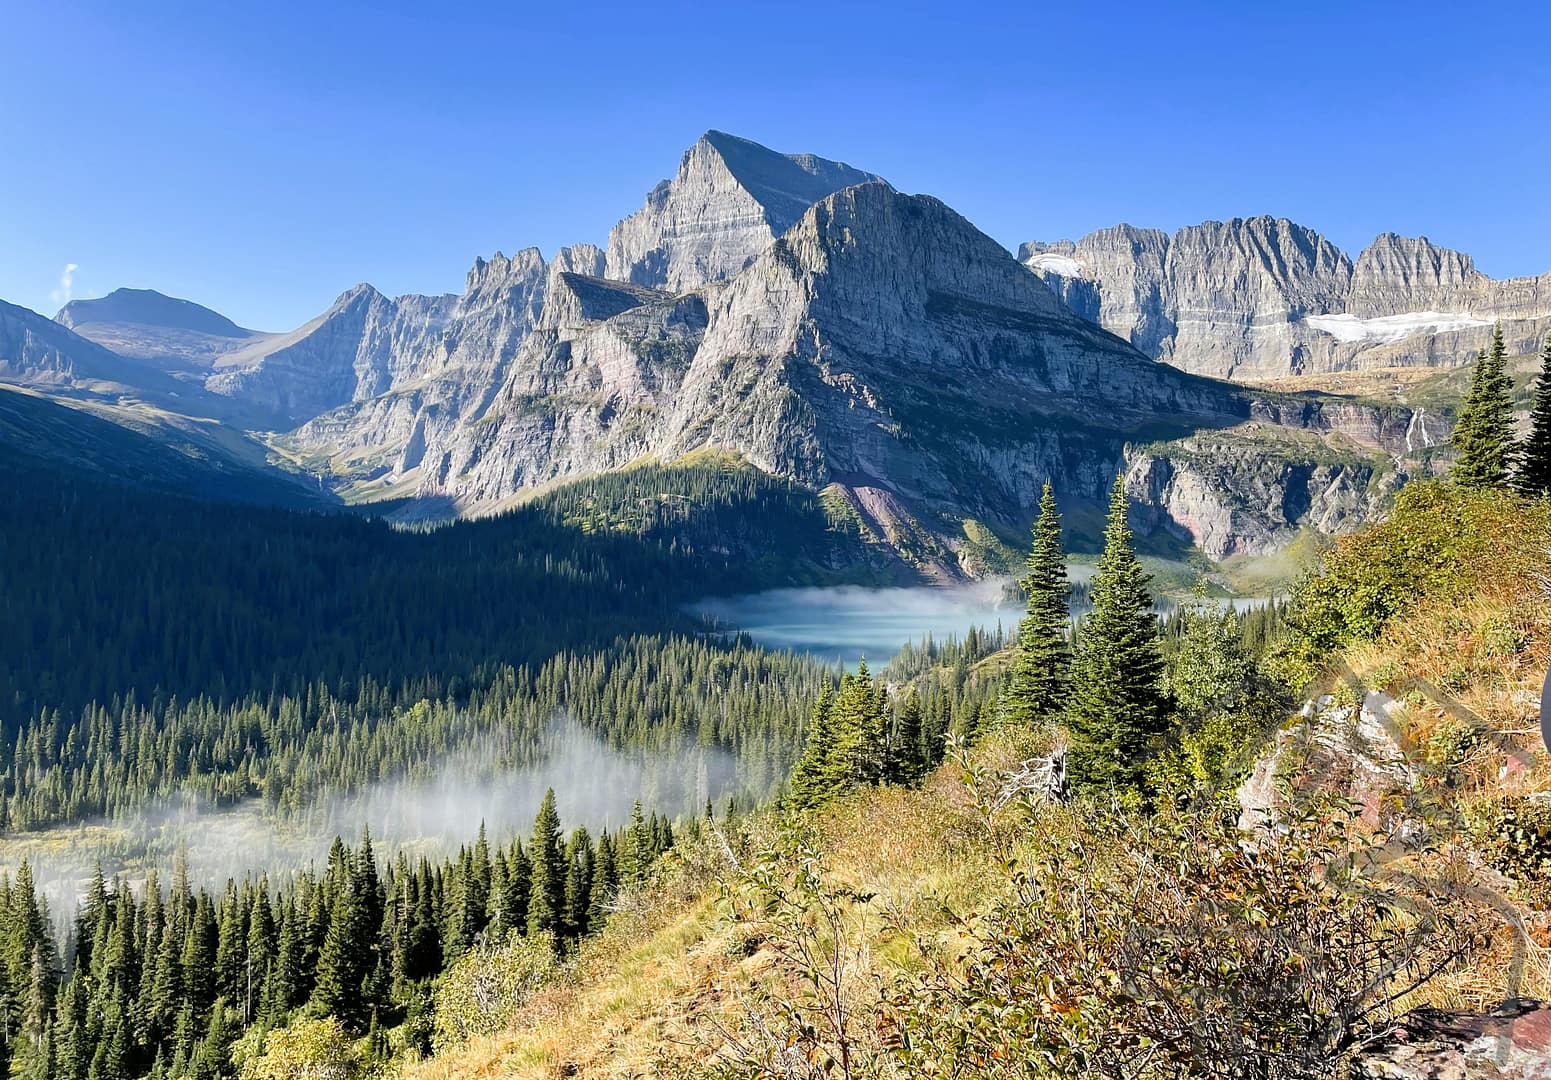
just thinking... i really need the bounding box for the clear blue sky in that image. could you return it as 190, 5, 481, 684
4, 1, 1547, 331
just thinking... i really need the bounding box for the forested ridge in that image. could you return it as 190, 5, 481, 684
0, 446, 858, 723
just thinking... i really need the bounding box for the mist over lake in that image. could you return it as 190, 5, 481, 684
693, 580, 1025, 665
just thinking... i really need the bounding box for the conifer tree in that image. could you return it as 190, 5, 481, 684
587, 834, 616, 931
1516, 332, 1551, 496
525, 790, 566, 937
562, 828, 594, 940
832, 661, 887, 787
887, 690, 927, 785
53, 975, 89, 1080
309, 872, 374, 1031
195, 999, 236, 1080
1065, 473, 1166, 792
1002, 481, 1071, 727
1452, 324, 1518, 488
619, 802, 651, 887
786, 680, 839, 809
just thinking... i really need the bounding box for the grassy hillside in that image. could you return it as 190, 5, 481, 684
398, 481, 1551, 1078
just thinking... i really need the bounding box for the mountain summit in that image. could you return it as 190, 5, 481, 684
56, 287, 255, 337
604, 130, 884, 291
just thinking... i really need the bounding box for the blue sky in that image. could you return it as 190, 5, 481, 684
4, 1, 1547, 331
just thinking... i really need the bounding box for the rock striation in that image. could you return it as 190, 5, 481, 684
604, 130, 883, 291
1020, 217, 1551, 379
305, 178, 1423, 566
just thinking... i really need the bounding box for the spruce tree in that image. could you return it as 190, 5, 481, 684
1065, 473, 1166, 792
309, 868, 374, 1031
587, 834, 616, 932
887, 690, 927, 785
832, 661, 886, 786
1516, 332, 1551, 496
1452, 324, 1518, 488
786, 681, 838, 809
1002, 481, 1071, 727
526, 790, 566, 937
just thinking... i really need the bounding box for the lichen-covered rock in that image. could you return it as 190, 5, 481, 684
1357, 1001, 1551, 1079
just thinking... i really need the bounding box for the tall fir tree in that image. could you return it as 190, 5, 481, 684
1065, 473, 1166, 792
832, 661, 887, 787
887, 690, 927, 785
786, 680, 839, 809
1516, 332, 1551, 496
1452, 323, 1518, 488
309, 873, 375, 1031
1002, 480, 1071, 727
526, 790, 566, 937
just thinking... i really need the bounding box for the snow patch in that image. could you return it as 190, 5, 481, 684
1304, 310, 1492, 345
1026, 253, 1083, 277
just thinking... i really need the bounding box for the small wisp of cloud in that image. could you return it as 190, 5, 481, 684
50, 263, 80, 307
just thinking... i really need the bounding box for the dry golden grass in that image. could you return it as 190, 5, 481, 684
399, 771, 1000, 1079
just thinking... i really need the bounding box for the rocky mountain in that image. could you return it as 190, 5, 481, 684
293, 177, 1431, 568
58, 286, 273, 390
604, 130, 883, 291
3, 134, 1455, 573
1, 298, 189, 399
204, 284, 457, 427
1020, 217, 1551, 380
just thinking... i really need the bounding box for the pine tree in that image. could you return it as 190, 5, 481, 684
309, 863, 374, 1032
1065, 473, 1166, 792
832, 661, 886, 786
786, 681, 839, 809
526, 790, 566, 936
886, 690, 927, 785
1452, 324, 1518, 488
1516, 332, 1551, 496
1002, 481, 1071, 727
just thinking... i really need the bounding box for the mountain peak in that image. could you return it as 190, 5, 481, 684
56, 287, 253, 337
604, 133, 885, 292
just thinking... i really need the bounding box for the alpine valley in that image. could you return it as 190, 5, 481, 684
10, 130, 1540, 577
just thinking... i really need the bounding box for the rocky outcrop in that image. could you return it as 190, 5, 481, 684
1021, 218, 1551, 379
0, 299, 185, 397
206, 284, 458, 427
1124, 428, 1400, 559
1357, 1001, 1551, 1079
604, 130, 883, 291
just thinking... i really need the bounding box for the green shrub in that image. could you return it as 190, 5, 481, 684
1269, 483, 1550, 688
430, 931, 560, 1051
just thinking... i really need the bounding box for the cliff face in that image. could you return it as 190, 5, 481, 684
301, 181, 1425, 567
604, 131, 883, 291
1021, 217, 1551, 379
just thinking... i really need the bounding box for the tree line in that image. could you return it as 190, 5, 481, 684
1452, 326, 1551, 494
0, 635, 826, 834
0, 789, 683, 1080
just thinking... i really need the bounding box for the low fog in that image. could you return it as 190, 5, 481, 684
2, 717, 737, 929
693, 579, 1025, 664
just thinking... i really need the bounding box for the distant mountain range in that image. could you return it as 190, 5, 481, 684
1021, 218, 1550, 380
5, 129, 1535, 576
